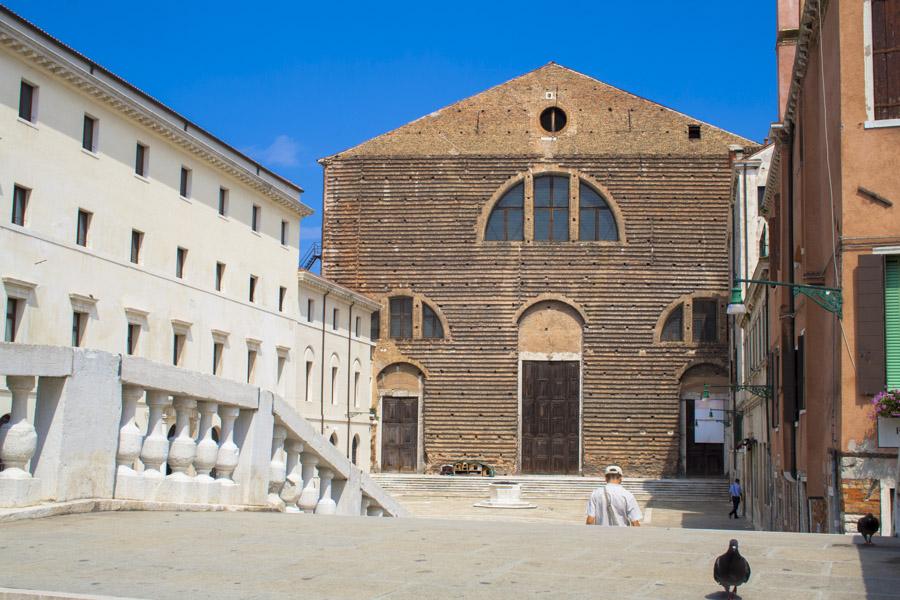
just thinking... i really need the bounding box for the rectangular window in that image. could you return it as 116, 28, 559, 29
307, 298, 314, 322
247, 349, 257, 383
249, 275, 258, 302
305, 360, 314, 402
11, 185, 28, 226
19, 80, 35, 122
173, 333, 185, 366
82, 115, 97, 152
354, 371, 360, 407
370, 311, 380, 340
389, 297, 413, 339
76, 209, 91, 246
886, 256, 900, 390
355, 316, 361, 337
130, 230, 143, 264
688, 124, 701, 139
281, 220, 288, 245
72, 311, 86, 347
533, 176, 569, 241
176, 247, 187, 279
279, 286, 286, 312
218, 187, 228, 216
5, 298, 20, 342
333, 307, 339, 330
135, 143, 148, 176
179, 167, 191, 198
127, 323, 139, 356
872, 0, 900, 120
277, 354, 287, 387
252, 205, 260, 232
692, 299, 718, 343
215, 262, 225, 291
213, 341, 224, 375
757, 185, 766, 213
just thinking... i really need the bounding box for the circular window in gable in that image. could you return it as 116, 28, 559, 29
540, 106, 567, 133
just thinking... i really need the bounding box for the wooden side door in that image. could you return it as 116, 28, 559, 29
522, 361, 580, 474
381, 396, 418, 472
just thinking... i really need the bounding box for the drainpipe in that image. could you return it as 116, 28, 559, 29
346, 301, 355, 459
320, 290, 330, 435
787, 131, 798, 480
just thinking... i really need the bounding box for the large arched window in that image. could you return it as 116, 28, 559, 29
534, 175, 569, 241
422, 303, 444, 338
485, 182, 524, 241
579, 183, 618, 241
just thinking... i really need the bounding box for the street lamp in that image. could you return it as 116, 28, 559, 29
725, 278, 842, 318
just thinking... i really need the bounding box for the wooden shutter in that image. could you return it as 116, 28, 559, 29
872, 0, 900, 120
886, 256, 900, 390
856, 254, 886, 395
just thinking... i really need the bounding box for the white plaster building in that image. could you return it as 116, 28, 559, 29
727, 144, 774, 530
0, 8, 378, 471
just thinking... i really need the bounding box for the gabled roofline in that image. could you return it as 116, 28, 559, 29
319, 61, 757, 163
0, 5, 312, 217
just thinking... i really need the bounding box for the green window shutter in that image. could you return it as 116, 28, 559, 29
886, 256, 900, 391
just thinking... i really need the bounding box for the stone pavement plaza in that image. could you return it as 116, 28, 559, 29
2, 511, 899, 600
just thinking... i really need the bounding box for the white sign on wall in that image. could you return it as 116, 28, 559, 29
877, 417, 900, 448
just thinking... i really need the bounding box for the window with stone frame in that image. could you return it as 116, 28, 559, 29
660, 304, 684, 342
422, 303, 444, 339
389, 296, 413, 339
872, 0, 900, 120
692, 299, 719, 343
485, 182, 524, 241
534, 175, 569, 241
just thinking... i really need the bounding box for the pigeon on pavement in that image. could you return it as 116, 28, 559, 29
858, 513, 880, 545
713, 538, 750, 599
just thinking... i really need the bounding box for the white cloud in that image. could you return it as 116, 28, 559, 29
247, 134, 301, 167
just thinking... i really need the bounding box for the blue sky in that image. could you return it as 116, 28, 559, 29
6, 1, 776, 260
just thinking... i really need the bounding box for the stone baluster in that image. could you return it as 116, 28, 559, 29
167, 397, 198, 481
214, 406, 240, 484
194, 401, 218, 482
315, 467, 336, 515
297, 453, 319, 513
280, 439, 304, 512
116, 386, 145, 477
367, 505, 384, 517
360, 496, 371, 517
139, 391, 171, 478
0, 376, 37, 479
267, 425, 287, 509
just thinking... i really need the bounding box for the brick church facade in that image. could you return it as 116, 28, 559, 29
321, 63, 752, 477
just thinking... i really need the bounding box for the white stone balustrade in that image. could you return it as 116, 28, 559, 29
267, 425, 288, 510
194, 401, 218, 483
116, 386, 144, 477
0, 375, 41, 507
167, 397, 198, 482
280, 439, 304, 512
298, 453, 320, 513
215, 406, 241, 484
140, 391, 171, 478
315, 467, 337, 515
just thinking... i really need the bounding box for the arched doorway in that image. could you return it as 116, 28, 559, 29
517, 297, 585, 474
376, 362, 424, 473
678, 362, 728, 478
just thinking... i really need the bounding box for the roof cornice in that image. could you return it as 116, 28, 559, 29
0, 8, 312, 217
296, 270, 380, 311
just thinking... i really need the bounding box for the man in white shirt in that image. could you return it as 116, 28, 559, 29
585, 465, 642, 527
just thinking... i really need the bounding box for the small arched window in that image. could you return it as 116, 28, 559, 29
330, 432, 338, 446
579, 183, 618, 241
485, 182, 524, 241
422, 303, 444, 338
661, 305, 684, 342
534, 175, 569, 241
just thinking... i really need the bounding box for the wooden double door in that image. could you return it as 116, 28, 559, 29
522, 360, 580, 474
381, 396, 418, 472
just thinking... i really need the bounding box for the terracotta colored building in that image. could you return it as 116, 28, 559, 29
762, 0, 899, 534
320, 64, 752, 477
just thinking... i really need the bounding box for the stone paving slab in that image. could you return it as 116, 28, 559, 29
1, 511, 898, 600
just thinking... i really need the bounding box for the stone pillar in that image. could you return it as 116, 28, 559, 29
140, 391, 171, 478
0, 376, 37, 479
167, 397, 198, 481
280, 439, 304, 512
194, 401, 218, 483
215, 406, 240, 484
298, 453, 319, 513
315, 467, 336, 515
267, 425, 287, 509
116, 386, 144, 477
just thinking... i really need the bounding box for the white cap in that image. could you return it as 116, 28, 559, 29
605, 465, 623, 476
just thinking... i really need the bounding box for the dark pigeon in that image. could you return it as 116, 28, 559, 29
858, 513, 880, 545
713, 539, 750, 599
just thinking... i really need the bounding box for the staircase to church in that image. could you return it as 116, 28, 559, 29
371, 474, 730, 503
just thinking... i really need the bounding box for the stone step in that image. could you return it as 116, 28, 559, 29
371, 474, 730, 501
